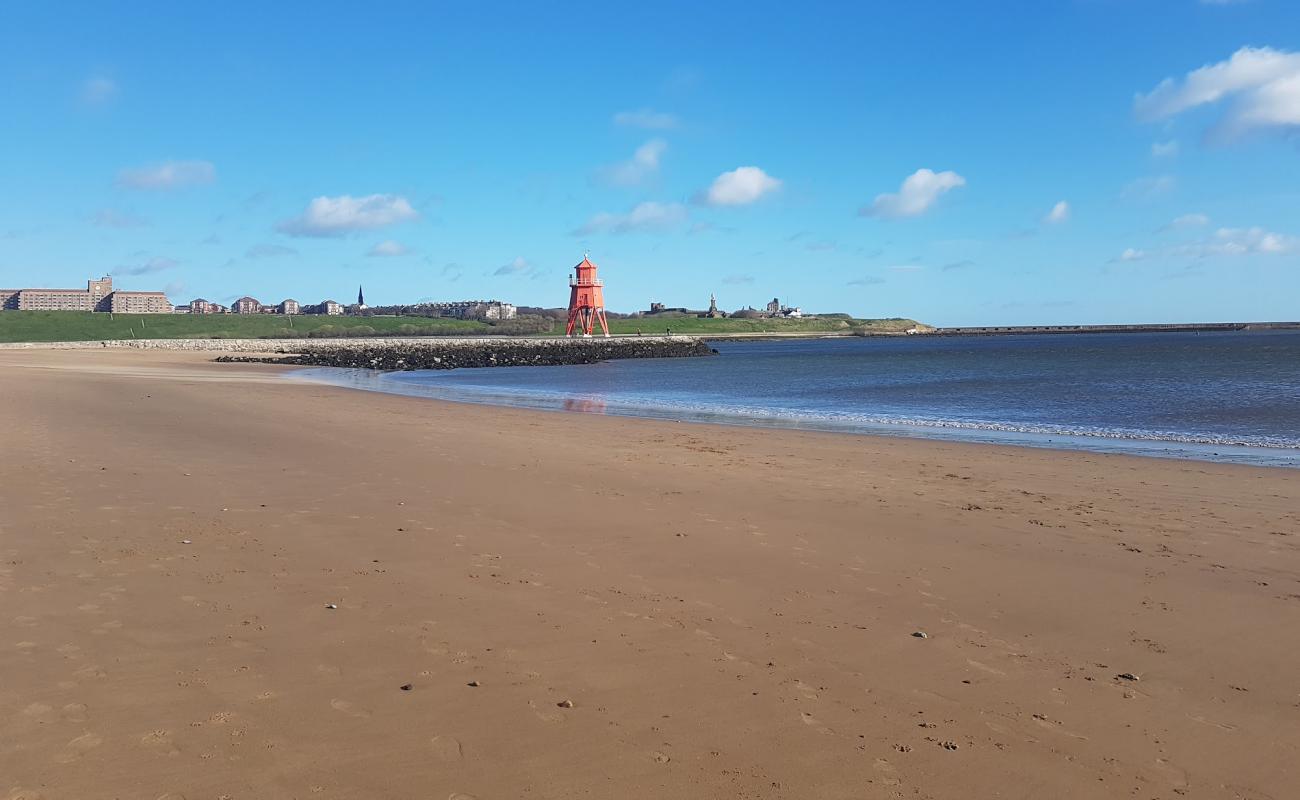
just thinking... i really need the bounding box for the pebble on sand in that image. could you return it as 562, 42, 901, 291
467, 680, 481, 687
325, 603, 338, 610
912, 631, 929, 639
556, 699, 574, 708
400, 684, 413, 691
1116, 672, 1140, 682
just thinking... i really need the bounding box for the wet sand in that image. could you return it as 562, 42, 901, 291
1, 348, 1297, 800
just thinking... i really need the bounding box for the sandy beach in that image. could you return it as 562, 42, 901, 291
1, 347, 1297, 800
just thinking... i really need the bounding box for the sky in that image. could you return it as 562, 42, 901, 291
1, 0, 1298, 326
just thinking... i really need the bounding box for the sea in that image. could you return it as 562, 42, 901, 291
290, 331, 1300, 468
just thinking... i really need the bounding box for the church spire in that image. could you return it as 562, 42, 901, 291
357, 285, 365, 306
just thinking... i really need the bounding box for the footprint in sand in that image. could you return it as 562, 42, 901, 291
22, 702, 55, 721
155, 794, 187, 800
7, 790, 46, 800
329, 699, 372, 718
55, 732, 103, 763
793, 680, 820, 700
140, 730, 181, 756
527, 700, 565, 724
12, 615, 38, 627
430, 736, 464, 761
872, 758, 902, 787
448, 794, 479, 800
73, 664, 106, 680
800, 711, 834, 735
63, 703, 88, 723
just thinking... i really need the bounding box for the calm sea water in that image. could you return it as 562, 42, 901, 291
291, 331, 1300, 468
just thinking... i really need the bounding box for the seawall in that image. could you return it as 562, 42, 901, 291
931, 322, 1300, 336
0, 336, 716, 370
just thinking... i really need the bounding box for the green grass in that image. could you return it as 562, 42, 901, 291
0, 311, 491, 343
0, 310, 924, 343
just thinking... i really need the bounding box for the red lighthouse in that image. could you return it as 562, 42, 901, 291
565, 254, 609, 337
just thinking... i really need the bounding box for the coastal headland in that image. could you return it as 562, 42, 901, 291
1, 348, 1297, 799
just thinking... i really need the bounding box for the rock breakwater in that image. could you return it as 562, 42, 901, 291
0, 335, 715, 370
213, 336, 715, 370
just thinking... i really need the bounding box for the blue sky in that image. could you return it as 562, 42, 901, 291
1, 0, 1298, 325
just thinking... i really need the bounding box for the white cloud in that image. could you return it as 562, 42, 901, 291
1168, 212, 1211, 229
91, 208, 147, 228
573, 201, 688, 235
1135, 46, 1300, 141
82, 76, 118, 105
113, 256, 181, 276
368, 240, 410, 257
1121, 175, 1176, 201
613, 109, 679, 129
861, 168, 965, 219
1045, 200, 1070, 224
116, 160, 216, 190
277, 194, 418, 237
1151, 140, 1180, 158
494, 256, 531, 276
600, 139, 667, 186
848, 275, 886, 286
1183, 226, 1298, 256
246, 243, 298, 259
1117, 248, 1147, 262
699, 166, 782, 207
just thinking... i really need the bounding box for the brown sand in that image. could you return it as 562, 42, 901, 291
1, 348, 1297, 800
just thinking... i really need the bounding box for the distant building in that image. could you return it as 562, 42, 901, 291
321, 300, 343, 316
231, 296, 263, 314
89, 277, 113, 308
483, 302, 516, 320
109, 291, 172, 314
15, 288, 93, 311
418, 300, 516, 320
643, 302, 691, 315
173, 304, 191, 314
0, 276, 171, 313
277, 299, 300, 315
356, 285, 366, 309
763, 297, 802, 318
188, 298, 227, 314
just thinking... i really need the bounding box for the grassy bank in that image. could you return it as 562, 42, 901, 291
609, 316, 920, 336
0, 311, 923, 343
0, 311, 490, 342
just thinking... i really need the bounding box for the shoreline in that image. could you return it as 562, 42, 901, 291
2, 348, 1298, 799
289, 365, 1300, 470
